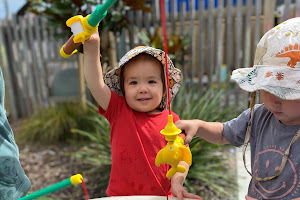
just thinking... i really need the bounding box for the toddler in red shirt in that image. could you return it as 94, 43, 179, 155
83, 31, 202, 200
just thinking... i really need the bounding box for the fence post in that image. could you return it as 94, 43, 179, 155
263, 0, 276, 32
108, 31, 118, 69
27, 16, 43, 106
0, 22, 18, 120
243, 0, 252, 69
207, 0, 214, 88
34, 16, 48, 104
197, 0, 204, 92
296, 0, 300, 17
189, 0, 195, 86
216, 0, 224, 86
77, 53, 86, 109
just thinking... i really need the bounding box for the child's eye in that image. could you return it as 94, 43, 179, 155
149, 80, 156, 84
129, 81, 137, 85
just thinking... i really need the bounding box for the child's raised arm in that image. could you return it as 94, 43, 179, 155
175, 120, 229, 145
83, 31, 111, 111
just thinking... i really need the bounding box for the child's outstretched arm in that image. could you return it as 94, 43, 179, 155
83, 31, 111, 110
171, 161, 203, 200
175, 120, 229, 145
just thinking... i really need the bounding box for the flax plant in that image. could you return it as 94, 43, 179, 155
15, 102, 97, 145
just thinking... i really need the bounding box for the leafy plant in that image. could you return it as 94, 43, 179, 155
15, 102, 97, 145
70, 102, 111, 197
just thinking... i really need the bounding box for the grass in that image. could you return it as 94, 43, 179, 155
15, 102, 98, 145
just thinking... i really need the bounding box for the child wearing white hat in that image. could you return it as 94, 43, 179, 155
83, 31, 202, 200
175, 17, 300, 199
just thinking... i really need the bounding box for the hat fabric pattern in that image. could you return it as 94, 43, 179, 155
231, 17, 300, 100
104, 46, 182, 109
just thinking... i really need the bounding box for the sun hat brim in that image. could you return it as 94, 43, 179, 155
104, 46, 182, 109
231, 65, 300, 100
231, 17, 300, 100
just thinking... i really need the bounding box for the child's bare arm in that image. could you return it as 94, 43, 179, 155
175, 120, 229, 144
83, 31, 111, 110
171, 161, 203, 200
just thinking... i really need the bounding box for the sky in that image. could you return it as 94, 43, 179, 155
0, 0, 27, 19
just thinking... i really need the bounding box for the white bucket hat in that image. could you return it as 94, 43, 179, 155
231, 17, 300, 100
104, 46, 182, 109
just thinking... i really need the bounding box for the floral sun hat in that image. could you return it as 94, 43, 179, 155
231, 17, 300, 100
104, 46, 182, 109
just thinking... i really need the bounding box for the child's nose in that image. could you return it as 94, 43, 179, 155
138, 85, 148, 93
272, 96, 281, 104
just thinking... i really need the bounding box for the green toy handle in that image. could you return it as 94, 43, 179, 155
88, 0, 118, 27
18, 174, 83, 200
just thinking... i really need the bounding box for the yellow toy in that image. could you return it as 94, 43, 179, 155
155, 115, 192, 179
60, 0, 118, 58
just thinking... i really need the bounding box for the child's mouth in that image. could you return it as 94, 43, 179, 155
273, 111, 283, 116
138, 98, 151, 101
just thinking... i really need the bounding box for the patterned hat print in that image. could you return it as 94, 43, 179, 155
231, 17, 300, 100
104, 46, 182, 108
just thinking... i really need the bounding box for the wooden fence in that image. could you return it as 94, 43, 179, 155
0, 0, 299, 121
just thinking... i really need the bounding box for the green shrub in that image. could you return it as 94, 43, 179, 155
15, 102, 98, 145
71, 103, 111, 197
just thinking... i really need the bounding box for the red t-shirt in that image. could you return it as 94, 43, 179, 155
99, 91, 180, 196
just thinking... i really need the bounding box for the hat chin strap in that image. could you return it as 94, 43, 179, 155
242, 92, 300, 182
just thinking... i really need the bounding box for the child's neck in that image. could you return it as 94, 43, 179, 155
146, 108, 163, 115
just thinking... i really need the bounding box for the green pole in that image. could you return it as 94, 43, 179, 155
18, 174, 82, 200
88, 0, 118, 27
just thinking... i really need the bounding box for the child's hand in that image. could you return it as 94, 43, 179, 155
171, 182, 203, 200
175, 120, 200, 144
87, 30, 100, 42
83, 30, 100, 49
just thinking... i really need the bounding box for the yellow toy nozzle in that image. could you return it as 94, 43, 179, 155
70, 174, 83, 185
160, 115, 182, 141
155, 115, 192, 178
